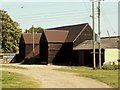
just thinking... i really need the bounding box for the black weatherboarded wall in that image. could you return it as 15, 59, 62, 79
17, 33, 42, 63
46, 23, 95, 66
40, 30, 71, 65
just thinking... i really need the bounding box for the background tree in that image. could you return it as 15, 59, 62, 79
25, 26, 43, 33
0, 9, 22, 53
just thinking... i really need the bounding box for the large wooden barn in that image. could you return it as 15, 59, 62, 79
45, 23, 95, 66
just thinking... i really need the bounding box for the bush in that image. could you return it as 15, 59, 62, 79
102, 64, 118, 70
21, 57, 40, 64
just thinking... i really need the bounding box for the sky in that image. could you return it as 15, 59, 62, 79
0, 0, 119, 37
118, 2, 120, 35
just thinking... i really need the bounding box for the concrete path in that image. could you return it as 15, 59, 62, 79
1, 64, 114, 88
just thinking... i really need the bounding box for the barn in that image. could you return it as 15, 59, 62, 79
44, 23, 94, 66
17, 33, 42, 62
73, 36, 120, 66
40, 30, 70, 65
17, 23, 105, 66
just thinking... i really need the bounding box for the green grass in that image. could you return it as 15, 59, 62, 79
54, 66, 118, 88
1, 64, 28, 70
1, 70, 40, 88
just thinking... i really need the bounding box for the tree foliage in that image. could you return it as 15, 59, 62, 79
25, 26, 43, 33
0, 9, 22, 53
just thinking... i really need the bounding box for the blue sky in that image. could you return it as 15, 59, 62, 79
1, 0, 119, 37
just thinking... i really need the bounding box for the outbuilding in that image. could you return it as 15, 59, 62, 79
73, 36, 120, 66
17, 33, 42, 62
40, 30, 70, 65
101, 36, 120, 65
46, 23, 94, 66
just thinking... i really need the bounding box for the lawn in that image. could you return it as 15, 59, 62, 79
1, 64, 28, 70
1, 70, 40, 88
54, 66, 118, 88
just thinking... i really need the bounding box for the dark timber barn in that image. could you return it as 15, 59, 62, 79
40, 30, 70, 65
17, 33, 42, 62
42, 23, 98, 66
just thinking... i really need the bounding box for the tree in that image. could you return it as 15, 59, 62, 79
25, 26, 43, 33
0, 9, 22, 53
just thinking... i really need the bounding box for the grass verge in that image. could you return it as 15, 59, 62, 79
1, 70, 40, 88
1, 64, 28, 70
54, 66, 118, 88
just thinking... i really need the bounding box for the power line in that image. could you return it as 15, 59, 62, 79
82, 0, 91, 13
18, 16, 90, 23
14, 13, 91, 20
12, 9, 91, 17
101, 9, 110, 37
14, 13, 90, 20
101, 13, 112, 37
101, 6, 116, 35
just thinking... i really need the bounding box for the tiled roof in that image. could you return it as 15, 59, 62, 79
23, 33, 42, 44
43, 30, 69, 43
46, 23, 91, 42
46, 23, 93, 46
101, 36, 120, 49
73, 36, 120, 50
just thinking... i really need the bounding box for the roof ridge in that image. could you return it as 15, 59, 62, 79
46, 23, 89, 29
101, 36, 120, 39
44, 30, 69, 32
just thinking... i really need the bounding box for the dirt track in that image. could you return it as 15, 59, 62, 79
1, 64, 113, 88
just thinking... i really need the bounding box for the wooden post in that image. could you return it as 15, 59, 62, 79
118, 59, 120, 89
98, 0, 102, 69
92, 0, 96, 69
32, 25, 35, 58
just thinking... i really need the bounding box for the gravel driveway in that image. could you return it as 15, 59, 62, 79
1, 64, 114, 88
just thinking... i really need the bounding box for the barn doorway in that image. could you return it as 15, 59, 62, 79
73, 49, 105, 67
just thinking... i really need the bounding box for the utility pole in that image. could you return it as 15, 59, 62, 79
92, 0, 96, 69
32, 25, 35, 58
98, 0, 102, 69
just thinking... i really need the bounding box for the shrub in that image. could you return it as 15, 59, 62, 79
102, 64, 118, 70
21, 57, 40, 64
